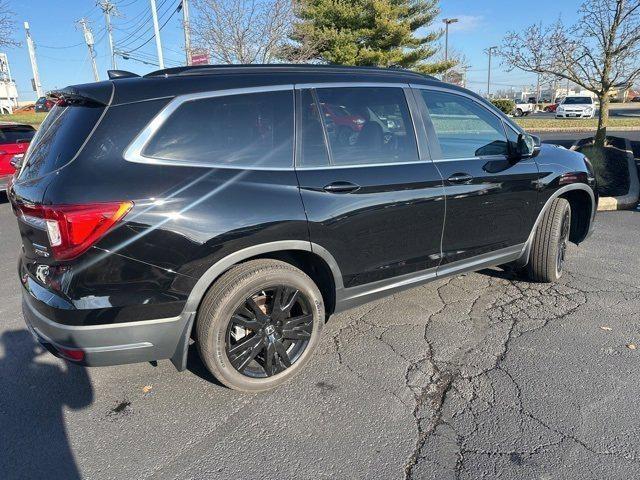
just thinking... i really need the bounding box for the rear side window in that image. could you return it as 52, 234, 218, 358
420, 90, 508, 159
0, 126, 35, 144
312, 87, 419, 166
19, 104, 105, 181
143, 90, 294, 169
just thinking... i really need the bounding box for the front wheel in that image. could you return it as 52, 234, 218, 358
196, 259, 324, 392
526, 198, 571, 282
514, 108, 523, 117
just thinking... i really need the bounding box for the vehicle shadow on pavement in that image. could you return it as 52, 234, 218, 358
185, 344, 226, 387
0, 329, 93, 480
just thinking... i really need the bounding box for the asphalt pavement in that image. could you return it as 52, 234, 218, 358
2, 192, 640, 479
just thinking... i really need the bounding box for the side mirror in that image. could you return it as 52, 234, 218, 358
511, 133, 539, 159
10, 154, 24, 170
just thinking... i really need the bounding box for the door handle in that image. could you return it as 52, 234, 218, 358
323, 181, 361, 194
447, 173, 473, 184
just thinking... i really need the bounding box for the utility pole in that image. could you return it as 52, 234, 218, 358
24, 22, 43, 98
98, 0, 118, 70
149, 0, 165, 68
442, 18, 458, 83
485, 46, 498, 98
181, 0, 192, 65
78, 18, 100, 82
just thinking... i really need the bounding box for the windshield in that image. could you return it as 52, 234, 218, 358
563, 97, 592, 105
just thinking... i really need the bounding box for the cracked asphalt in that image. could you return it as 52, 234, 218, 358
1, 196, 640, 480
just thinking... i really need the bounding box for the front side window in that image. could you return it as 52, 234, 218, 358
312, 87, 419, 166
143, 90, 294, 168
420, 90, 508, 159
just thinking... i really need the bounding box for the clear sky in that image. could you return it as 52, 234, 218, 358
6, 0, 584, 101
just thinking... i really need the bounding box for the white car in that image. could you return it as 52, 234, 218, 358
555, 96, 596, 118
513, 99, 535, 116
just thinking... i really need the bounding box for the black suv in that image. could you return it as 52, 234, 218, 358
8, 65, 597, 392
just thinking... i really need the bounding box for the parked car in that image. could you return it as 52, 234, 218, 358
556, 96, 596, 118
34, 96, 55, 112
0, 123, 36, 190
543, 97, 564, 113
513, 99, 535, 116
631, 96, 640, 102
8, 65, 597, 392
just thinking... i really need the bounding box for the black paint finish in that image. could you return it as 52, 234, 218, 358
8, 65, 596, 334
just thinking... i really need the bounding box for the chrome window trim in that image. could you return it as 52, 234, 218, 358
124, 84, 295, 170
410, 83, 514, 164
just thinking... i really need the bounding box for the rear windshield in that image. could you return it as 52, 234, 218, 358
18, 103, 104, 181
563, 97, 592, 104
0, 126, 36, 144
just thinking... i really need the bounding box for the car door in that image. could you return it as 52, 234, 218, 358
414, 86, 540, 267
295, 85, 445, 290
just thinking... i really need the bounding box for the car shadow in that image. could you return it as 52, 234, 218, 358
185, 344, 226, 388
0, 329, 94, 480
477, 267, 521, 281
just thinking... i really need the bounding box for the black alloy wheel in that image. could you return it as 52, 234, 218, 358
226, 286, 314, 378
556, 209, 571, 277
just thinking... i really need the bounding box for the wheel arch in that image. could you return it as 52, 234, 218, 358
513, 183, 596, 269
170, 241, 343, 371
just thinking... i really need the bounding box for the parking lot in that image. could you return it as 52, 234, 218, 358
2, 192, 640, 479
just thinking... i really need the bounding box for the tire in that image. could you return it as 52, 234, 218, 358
526, 198, 571, 283
514, 108, 523, 117
196, 259, 325, 392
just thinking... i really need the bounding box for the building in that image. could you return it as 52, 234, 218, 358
0, 53, 18, 114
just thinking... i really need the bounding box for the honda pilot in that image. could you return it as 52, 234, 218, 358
8, 65, 597, 392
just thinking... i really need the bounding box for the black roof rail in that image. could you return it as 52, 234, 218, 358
107, 70, 140, 79
143, 64, 440, 81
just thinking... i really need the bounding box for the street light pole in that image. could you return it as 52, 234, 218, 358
485, 46, 498, 98
181, 0, 192, 66
149, 0, 165, 69
442, 18, 458, 82
23, 22, 43, 98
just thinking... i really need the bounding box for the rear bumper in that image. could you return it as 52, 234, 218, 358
22, 289, 194, 368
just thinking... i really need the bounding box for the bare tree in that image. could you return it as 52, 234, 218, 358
0, 1, 17, 48
191, 0, 293, 64
500, 0, 640, 147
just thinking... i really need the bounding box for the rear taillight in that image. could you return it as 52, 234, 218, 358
18, 201, 133, 260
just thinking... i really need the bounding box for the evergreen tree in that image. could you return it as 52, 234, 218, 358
283, 0, 452, 74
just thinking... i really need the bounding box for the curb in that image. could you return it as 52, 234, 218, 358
522, 126, 640, 133
571, 138, 640, 211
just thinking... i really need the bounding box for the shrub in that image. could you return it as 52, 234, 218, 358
576, 136, 630, 196
490, 99, 515, 115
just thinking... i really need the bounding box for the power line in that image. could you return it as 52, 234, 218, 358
115, 0, 170, 47
37, 42, 85, 50
125, 1, 180, 53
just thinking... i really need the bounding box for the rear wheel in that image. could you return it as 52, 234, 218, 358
526, 198, 571, 282
514, 108, 523, 117
196, 259, 324, 392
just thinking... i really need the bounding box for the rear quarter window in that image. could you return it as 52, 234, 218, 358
142, 90, 294, 169
18, 104, 105, 181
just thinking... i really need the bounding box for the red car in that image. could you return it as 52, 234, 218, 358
543, 97, 565, 113
0, 123, 36, 190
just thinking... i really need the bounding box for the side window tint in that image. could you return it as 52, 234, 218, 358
143, 90, 293, 168
314, 87, 418, 166
299, 89, 329, 167
420, 90, 508, 159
